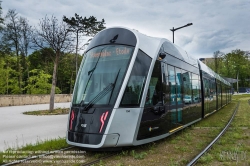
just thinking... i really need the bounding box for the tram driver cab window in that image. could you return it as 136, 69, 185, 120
120, 50, 151, 107
145, 60, 162, 107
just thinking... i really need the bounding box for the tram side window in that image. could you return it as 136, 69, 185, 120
175, 68, 183, 104
168, 65, 176, 105
120, 50, 152, 107
217, 82, 221, 100
222, 85, 224, 104
209, 79, 216, 110
162, 63, 170, 106
210, 80, 214, 98
144, 61, 162, 107
203, 78, 209, 100
191, 73, 200, 103
183, 70, 192, 104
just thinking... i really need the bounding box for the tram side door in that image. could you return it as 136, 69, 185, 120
167, 65, 181, 130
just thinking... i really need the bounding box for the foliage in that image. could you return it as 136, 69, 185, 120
63, 13, 106, 37
0, 56, 22, 94
212, 50, 224, 74
223, 50, 250, 87
0, 58, 7, 94
28, 47, 54, 73
1, 9, 32, 94
3, 9, 23, 93
25, 69, 61, 94
207, 49, 250, 88
28, 48, 81, 94
57, 53, 83, 94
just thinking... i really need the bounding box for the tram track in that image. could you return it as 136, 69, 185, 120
186, 101, 240, 166
80, 152, 117, 166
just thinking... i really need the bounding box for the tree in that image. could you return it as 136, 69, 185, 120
1, 10, 32, 93
208, 49, 250, 91
25, 69, 61, 94
63, 14, 105, 77
19, 17, 32, 57
227, 49, 250, 90
0, 3, 12, 57
3, 9, 23, 93
0, 44, 12, 57
0, 57, 7, 94
28, 49, 82, 94
57, 53, 83, 94
19, 17, 32, 82
28, 48, 54, 74
32, 15, 74, 110
0, 55, 20, 94
212, 50, 224, 74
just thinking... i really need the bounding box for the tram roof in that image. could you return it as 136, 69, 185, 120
198, 60, 231, 86
93, 27, 231, 86
130, 27, 199, 68
131, 27, 231, 86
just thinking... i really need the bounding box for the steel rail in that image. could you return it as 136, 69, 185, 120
187, 101, 240, 166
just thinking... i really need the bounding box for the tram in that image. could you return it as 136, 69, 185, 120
66, 27, 231, 149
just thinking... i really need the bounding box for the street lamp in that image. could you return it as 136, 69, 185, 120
170, 23, 193, 43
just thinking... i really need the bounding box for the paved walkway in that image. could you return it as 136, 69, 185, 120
0, 103, 70, 151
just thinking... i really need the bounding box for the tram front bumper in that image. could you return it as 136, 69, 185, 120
67, 131, 119, 148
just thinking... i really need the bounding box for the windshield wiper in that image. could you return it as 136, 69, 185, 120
80, 83, 114, 113
83, 47, 103, 94
87, 52, 101, 76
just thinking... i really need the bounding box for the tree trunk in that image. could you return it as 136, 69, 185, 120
49, 53, 59, 111
236, 71, 239, 93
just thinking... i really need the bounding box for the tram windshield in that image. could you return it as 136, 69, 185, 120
72, 45, 134, 106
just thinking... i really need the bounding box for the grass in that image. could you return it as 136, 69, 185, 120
19, 137, 68, 151
23, 108, 69, 115
129, 150, 148, 159
195, 94, 250, 166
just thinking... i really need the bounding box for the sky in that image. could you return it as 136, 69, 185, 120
2, 0, 250, 58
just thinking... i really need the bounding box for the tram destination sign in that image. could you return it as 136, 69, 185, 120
90, 46, 132, 58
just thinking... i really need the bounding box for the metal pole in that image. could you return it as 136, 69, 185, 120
170, 23, 193, 44
172, 27, 174, 43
